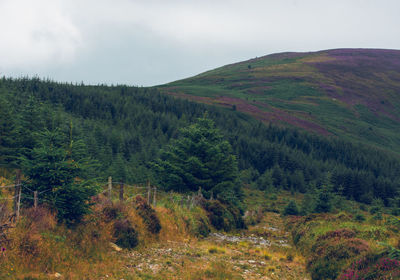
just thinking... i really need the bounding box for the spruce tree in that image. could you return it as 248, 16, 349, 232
21, 128, 98, 225
153, 117, 240, 200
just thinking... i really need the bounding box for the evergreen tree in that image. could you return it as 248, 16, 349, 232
283, 200, 299, 216
0, 97, 17, 167
314, 186, 333, 213
153, 117, 240, 200
21, 128, 98, 225
16, 95, 44, 160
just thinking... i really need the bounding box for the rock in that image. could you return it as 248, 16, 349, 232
110, 242, 122, 252
54, 272, 62, 278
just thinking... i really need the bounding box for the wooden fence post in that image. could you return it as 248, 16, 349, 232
34, 191, 38, 209
17, 184, 22, 221
147, 180, 151, 204
13, 170, 22, 221
119, 182, 124, 202
153, 187, 157, 207
108, 176, 112, 199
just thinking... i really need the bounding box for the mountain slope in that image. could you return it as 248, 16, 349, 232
159, 49, 400, 153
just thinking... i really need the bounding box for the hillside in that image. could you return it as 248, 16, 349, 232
159, 49, 400, 154
1, 77, 399, 204
0, 63, 400, 279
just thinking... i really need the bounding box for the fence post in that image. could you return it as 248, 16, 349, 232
119, 182, 124, 202
17, 184, 22, 221
147, 180, 151, 204
34, 191, 38, 209
108, 176, 112, 199
153, 187, 157, 207
13, 170, 22, 221
210, 191, 214, 201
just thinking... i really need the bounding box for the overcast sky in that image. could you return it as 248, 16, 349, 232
0, 0, 399, 86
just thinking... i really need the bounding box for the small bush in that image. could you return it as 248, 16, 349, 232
373, 212, 383, 220
308, 233, 370, 280
370, 206, 381, 214
193, 216, 211, 237
339, 253, 400, 280
202, 199, 245, 231
391, 208, 400, 216
354, 214, 366, 222
208, 246, 225, 254
113, 218, 138, 249
135, 196, 161, 234
102, 203, 124, 222
283, 200, 299, 216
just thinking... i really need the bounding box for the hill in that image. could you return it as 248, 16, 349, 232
159, 49, 400, 154
1, 77, 399, 205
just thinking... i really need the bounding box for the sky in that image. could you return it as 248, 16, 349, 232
0, 0, 399, 86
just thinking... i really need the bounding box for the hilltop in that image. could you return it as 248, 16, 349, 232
159, 49, 400, 154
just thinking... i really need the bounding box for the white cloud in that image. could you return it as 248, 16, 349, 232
0, 0, 81, 69
0, 0, 399, 85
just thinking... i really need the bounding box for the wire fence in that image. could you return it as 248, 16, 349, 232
0, 176, 208, 221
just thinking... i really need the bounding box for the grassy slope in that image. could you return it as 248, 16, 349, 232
0, 188, 309, 280
159, 49, 400, 154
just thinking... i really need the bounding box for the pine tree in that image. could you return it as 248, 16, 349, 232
0, 97, 17, 167
153, 117, 240, 200
21, 128, 98, 225
283, 200, 299, 216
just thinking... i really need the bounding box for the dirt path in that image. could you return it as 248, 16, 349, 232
113, 213, 309, 280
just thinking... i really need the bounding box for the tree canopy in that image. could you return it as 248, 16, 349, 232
153, 117, 240, 200
21, 128, 98, 225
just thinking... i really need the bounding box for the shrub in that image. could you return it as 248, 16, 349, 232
264, 253, 272, 260
354, 213, 366, 222
113, 218, 138, 249
102, 203, 124, 222
202, 199, 245, 231
391, 208, 400, 216
308, 231, 370, 280
100, 202, 138, 249
283, 200, 299, 216
373, 212, 383, 220
135, 196, 161, 234
314, 190, 332, 213
339, 254, 400, 280
370, 206, 381, 214
193, 216, 211, 237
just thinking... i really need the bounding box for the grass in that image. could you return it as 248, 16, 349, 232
0, 187, 314, 279
159, 49, 400, 154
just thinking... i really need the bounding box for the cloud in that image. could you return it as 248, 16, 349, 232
0, 0, 399, 85
0, 0, 81, 69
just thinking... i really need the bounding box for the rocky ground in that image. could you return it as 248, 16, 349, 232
111, 213, 309, 280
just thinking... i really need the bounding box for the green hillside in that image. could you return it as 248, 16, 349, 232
1, 77, 399, 206
159, 49, 400, 154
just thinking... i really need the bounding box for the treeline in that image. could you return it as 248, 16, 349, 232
0, 77, 399, 206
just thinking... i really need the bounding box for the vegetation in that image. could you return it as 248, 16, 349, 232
1, 48, 400, 278
287, 208, 400, 280
0, 77, 399, 209
20, 128, 98, 225
160, 49, 400, 154
153, 116, 239, 201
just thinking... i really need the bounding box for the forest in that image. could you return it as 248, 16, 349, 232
1, 77, 400, 208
